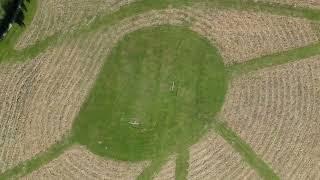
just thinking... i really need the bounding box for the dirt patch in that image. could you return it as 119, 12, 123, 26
222, 56, 320, 179
21, 145, 149, 180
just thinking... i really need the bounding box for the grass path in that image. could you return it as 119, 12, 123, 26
175, 148, 189, 180
227, 41, 320, 76
0, 135, 74, 179
212, 120, 280, 180
137, 156, 168, 180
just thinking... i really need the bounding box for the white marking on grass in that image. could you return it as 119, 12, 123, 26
170, 81, 175, 91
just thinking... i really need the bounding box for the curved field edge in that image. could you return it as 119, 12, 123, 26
2, 0, 320, 63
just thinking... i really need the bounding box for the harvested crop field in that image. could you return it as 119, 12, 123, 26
188, 130, 260, 180
222, 56, 320, 179
21, 145, 150, 180
189, 7, 320, 64
1, 0, 320, 179
15, 0, 137, 49
0, 37, 107, 172
256, 0, 320, 9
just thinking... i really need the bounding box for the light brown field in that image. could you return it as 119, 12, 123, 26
222, 56, 320, 179
256, 0, 320, 9
16, 2, 319, 63
109, 7, 320, 65
15, 0, 137, 49
21, 145, 149, 180
187, 130, 260, 180
188, 6, 320, 64
0, 34, 109, 172
106, 6, 320, 65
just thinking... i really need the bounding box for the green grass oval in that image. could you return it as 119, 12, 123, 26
72, 26, 227, 161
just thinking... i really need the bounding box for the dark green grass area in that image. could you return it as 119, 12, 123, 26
72, 26, 227, 161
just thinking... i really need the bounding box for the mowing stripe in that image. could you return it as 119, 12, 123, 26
0, 135, 74, 180
203, 0, 320, 21
137, 156, 168, 180
175, 148, 189, 180
227, 42, 320, 76
212, 119, 279, 180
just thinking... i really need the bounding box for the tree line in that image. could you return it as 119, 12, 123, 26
0, 0, 30, 39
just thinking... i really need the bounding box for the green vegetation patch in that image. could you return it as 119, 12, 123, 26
72, 26, 227, 161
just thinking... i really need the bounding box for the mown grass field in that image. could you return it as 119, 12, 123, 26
73, 26, 227, 161
1, 0, 320, 180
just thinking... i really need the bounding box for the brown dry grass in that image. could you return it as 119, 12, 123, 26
108, 7, 320, 65
153, 155, 176, 180
222, 56, 320, 179
15, 0, 137, 49
188, 6, 320, 64
255, 0, 320, 9
0, 26, 127, 171
187, 130, 260, 180
21, 145, 149, 180
16, 2, 319, 63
